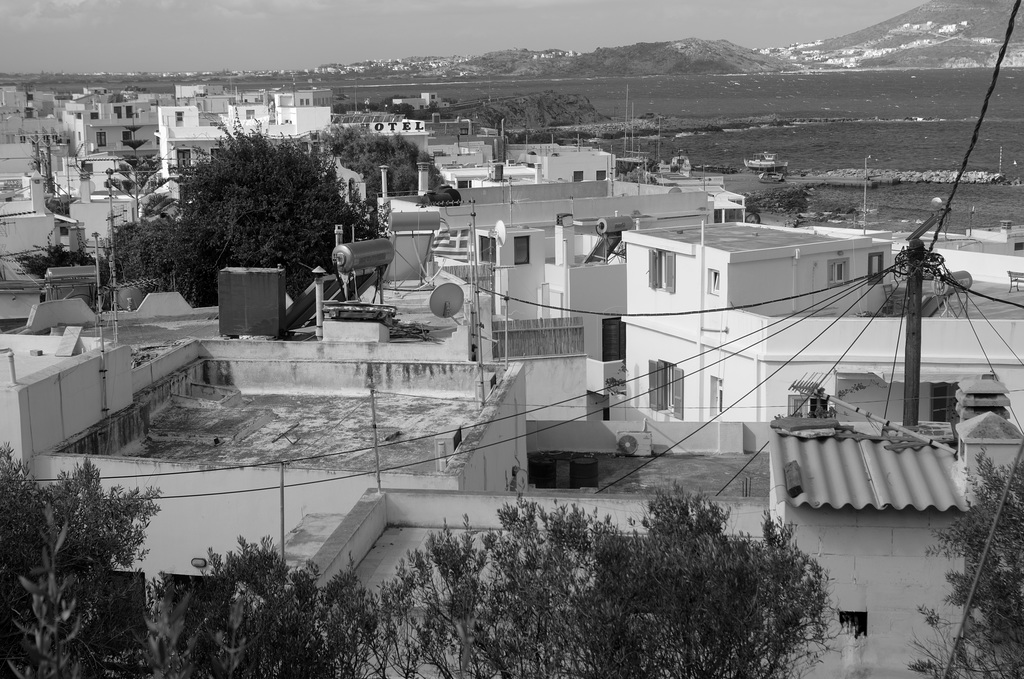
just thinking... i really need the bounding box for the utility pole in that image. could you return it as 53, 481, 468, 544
903, 237, 925, 427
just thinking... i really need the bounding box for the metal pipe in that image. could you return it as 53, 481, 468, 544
2, 349, 15, 384
279, 462, 286, 561
370, 383, 382, 492
313, 269, 325, 340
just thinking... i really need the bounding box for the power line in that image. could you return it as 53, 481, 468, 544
476, 270, 887, 317
57, 275, 879, 499
596, 274, 884, 493
930, 0, 1021, 251
44, 273, 873, 484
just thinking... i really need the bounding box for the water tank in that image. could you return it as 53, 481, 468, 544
218, 267, 286, 338
596, 216, 633, 235
332, 239, 395, 274
528, 458, 556, 489
569, 457, 599, 488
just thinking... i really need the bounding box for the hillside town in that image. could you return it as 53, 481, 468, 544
2, 33, 1024, 676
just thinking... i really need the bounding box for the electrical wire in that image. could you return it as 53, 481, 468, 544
596, 274, 884, 493
714, 439, 769, 497
929, 0, 1022, 250
54, 274, 879, 499
884, 283, 909, 416
477, 270, 885, 317
37, 272, 874, 484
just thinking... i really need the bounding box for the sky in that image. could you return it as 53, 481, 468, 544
0, 0, 927, 73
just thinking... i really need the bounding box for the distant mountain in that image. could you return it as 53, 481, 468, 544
770, 0, 1024, 69
458, 40, 792, 76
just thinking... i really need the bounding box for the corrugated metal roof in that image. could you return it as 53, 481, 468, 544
770, 431, 967, 511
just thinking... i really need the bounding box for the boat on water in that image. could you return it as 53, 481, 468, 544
744, 152, 789, 174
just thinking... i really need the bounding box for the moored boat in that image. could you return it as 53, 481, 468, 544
745, 152, 789, 174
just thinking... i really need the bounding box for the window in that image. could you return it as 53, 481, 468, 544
96, 131, 106, 147
125, 105, 133, 118
1015, 242, 1024, 251
514, 235, 530, 265
648, 249, 676, 293
121, 130, 133, 142
174, 111, 184, 126
828, 257, 849, 286
478, 235, 496, 264
711, 376, 723, 413
839, 611, 867, 638
708, 269, 721, 295
75, 112, 82, 120
601, 317, 626, 362
572, 170, 584, 182
245, 109, 256, 120
649, 360, 683, 418
931, 382, 957, 424
596, 170, 607, 181
114, 106, 122, 119
868, 252, 884, 280
788, 394, 808, 417
89, 111, 99, 120
176, 148, 192, 168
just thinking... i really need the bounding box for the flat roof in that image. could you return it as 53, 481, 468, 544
128, 390, 478, 472
642, 223, 847, 252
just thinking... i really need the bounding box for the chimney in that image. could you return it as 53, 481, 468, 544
379, 165, 389, 200
80, 173, 93, 204
954, 378, 1023, 502
417, 162, 430, 196
30, 170, 46, 214
1000, 219, 1012, 233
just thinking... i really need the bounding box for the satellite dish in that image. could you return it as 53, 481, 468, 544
429, 282, 465, 319
493, 220, 507, 246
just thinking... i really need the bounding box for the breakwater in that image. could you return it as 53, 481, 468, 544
797, 168, 1018, 185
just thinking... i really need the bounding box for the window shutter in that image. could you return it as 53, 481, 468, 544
665, 253, 676, 293
671, 367, 684, 419
649, 360, 664, 410
649, 250, 659, 289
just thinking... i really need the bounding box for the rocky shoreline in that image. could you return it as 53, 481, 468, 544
799, 168, 1020, 185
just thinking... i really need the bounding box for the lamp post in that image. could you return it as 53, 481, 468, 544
862, 155, 871, 234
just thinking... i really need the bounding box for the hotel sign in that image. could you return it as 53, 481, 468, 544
367, 120, 426, 134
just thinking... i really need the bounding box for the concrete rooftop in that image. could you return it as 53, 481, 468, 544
131, 390, 479, 472
647, 223, 846, 252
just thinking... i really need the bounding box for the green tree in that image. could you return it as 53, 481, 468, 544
161, 537, 376, 679
324, 126, 441, 199
115, 126, 378, 306
15, 244, 94, 279
911, 453, 1024, 678
380, 490, 833, 679
0, 446, 160, 676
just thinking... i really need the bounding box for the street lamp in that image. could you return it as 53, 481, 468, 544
862, 155, 871, 234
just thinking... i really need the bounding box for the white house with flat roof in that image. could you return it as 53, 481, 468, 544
621, 222, 1024, 429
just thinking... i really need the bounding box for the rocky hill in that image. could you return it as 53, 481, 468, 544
772, 0, 1024, 69
463, 91, 607, 129
460, 40, 791, 76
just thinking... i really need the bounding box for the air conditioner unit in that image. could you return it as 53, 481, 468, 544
616, 431, 653, 457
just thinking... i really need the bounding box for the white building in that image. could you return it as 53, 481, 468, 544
621, 222, 1024, 430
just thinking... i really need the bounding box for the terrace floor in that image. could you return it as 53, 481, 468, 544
131, 390, 480, 473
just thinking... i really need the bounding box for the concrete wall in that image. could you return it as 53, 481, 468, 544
0, 344, 132, 461
382, 488, 767, 539
453, 361, 527, 493
769, 461, 959, 679
31, 453, 460, 577
935, 247, 1024, 285
570, 263, 626, 361
199, 333, 469, 363
519, 355, 589, 420
527, 420, 761, 455
131, 339, 203, 394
